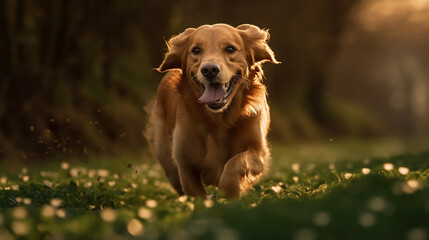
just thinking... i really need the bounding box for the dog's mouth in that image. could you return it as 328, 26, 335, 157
196, 74, 240, 110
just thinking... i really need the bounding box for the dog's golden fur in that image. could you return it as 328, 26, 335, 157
145, 23, 278, 198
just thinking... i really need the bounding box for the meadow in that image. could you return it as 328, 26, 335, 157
0, 138, 428, 240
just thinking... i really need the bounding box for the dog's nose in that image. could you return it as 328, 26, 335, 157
201, 63, 220, 80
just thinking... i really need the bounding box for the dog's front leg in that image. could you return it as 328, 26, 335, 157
177, 165, 207, 198
172, 118, 207, 198
218, 148, 267, 198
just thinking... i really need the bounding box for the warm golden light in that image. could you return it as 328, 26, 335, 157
398, 167, 410, 175
56, 209, 67, 218
41, 205, 56, 218
383, 163, 394, 171
410, 0, 428, 9
357, 0, 429, 31
61, 162, 70, 170
361, 168, 371, 174
12, 207, 28, 219
127, 218, 144, 237
11, 221, 29, 236
50, 198, 63, 208
100, 209, 117, 222
138, 207, 152, 220
145, 199, 158, 208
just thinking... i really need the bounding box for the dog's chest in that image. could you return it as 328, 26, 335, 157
187, 123, 233, 161
198, 128, 234, 184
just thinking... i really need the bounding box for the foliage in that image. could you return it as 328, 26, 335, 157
0, 140, 428, 239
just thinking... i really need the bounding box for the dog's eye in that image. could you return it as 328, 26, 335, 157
192, 47, 201, 55
226, 46, 236, 53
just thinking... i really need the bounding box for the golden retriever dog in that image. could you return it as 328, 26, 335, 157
145, 23, 278, 198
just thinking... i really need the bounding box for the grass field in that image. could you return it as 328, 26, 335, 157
0, 138, 428, 240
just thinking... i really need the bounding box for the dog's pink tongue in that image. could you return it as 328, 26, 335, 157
198, 83, 227, 104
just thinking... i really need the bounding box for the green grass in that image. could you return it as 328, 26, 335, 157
0, 138, 429, 240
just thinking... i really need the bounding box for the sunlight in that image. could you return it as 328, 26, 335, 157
100, 209, 117, 222
398, 167, 410, 175
44, 180, 53, 188
61, 162, 70, 170
41, 205, 56, 218
138, 207, 152, 220
11, 221, 29, 236
178, 195, 187, 203
204, 199, 215, 208
407, 180, 420, 189
56, 209, 66, 218
50, 199, 63, 208
12, 207, 28, 219
0, 176, 7, 184
357, 0, 429, 31
291, 163, 300, 173
127, 218, 144, 237
361, 168, 371, 174
88, 170, 96, 178
271, 185, 282, 193
293, 176, 299, 183
398, 180, 421, 194
146, 199, 158, 208
344, 173, 353, 180
187, 202, 195, 211
410, 0, 428, 9
383, 163, 394, 171
97, 169, 109, 177
70, 168, 87, 177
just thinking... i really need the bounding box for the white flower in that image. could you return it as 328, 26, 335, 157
398, 167, 410, 175
146, 199, 158, 208
383, 163, 394, 171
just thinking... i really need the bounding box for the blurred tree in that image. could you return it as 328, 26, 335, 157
0, 0, 174, 160
330, 0, 429, 137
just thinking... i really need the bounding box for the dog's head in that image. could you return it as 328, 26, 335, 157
158, 24, 279, 112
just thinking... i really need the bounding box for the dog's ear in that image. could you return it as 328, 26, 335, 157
158, 28, 196, 72
237, 24, 280, 65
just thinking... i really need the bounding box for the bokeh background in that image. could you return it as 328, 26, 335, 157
1, 0, 428, 162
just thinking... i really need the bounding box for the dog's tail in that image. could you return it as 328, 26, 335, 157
143, 100, 156, 152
